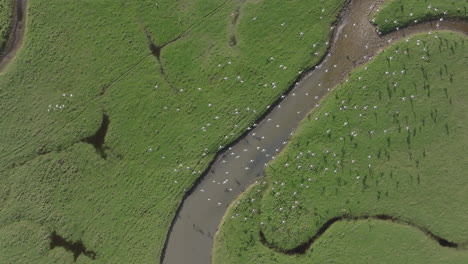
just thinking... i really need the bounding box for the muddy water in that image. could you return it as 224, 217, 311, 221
162, 0, 468, 263
0, 0, 27, 72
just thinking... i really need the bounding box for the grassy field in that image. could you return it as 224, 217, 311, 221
214, 31, 468, 263
0, 0, 13, 52
373, 0, 468, 34
0, 0, 345, 263
214, 182, 468, 264
260, 30, 468, 250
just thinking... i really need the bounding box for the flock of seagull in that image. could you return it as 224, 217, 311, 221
188, 35, 442, 230
42, 0, 454, 237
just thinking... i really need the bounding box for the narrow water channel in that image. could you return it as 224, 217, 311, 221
0, 0, 27, 72
161, 0, 468, 263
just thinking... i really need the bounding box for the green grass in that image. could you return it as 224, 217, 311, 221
373, 0, 468, 34
214, 31, 468, 263
214, 182, 468, 264
259, 31, 468, 250
0, 0, 13, 52
0, 0, 345, 263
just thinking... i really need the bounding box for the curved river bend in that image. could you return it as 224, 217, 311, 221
3, 0, 465, 263
161, 0, 468, 263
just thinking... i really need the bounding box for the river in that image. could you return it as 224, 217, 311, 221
1, 0, 466, 263
161, 0, 468, 263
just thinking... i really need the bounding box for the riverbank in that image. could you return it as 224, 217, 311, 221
0, 0, 13, 53
214, 31, 468, 263
0, 0, 26, 72
163, 0, 468, 262
0, 0, 347, 262
214, 177, 468, 264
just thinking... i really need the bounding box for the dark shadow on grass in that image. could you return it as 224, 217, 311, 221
149, 41, 161, 60
81, 114, 110, 159
259, 214, 458, 255
50, 231, 97, 261
139, 1, 232, 94
142, 27, 178, 92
